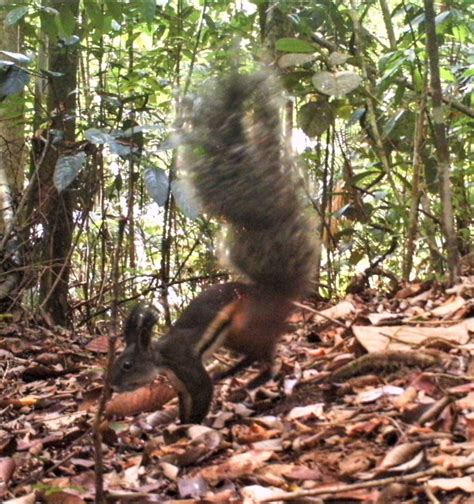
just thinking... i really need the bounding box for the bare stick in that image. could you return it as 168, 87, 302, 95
93, 216, 126, 503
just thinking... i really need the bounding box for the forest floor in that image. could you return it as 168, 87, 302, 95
1, 275, 474, 503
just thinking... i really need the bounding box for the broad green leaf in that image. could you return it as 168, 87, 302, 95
275, 38, 315, 53
109, 139, 134, 157
138, 0, 156, 23
5, 6, 29, 26
278, 53, 315, 68
0, 65, 30, 99
85, 128, 113, 145
105, 0, 123, 21
312, 71, 362, 96
435, 10, 451, 26
61, 36, 81, 47
351, 170, 380, 184
0, 51, 32, 64
54, 152, 87, 192
328, 51, 348, 66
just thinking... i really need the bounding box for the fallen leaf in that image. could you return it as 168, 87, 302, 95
431, 295, 466, 317
312, 300, 355, 325
356, 386, 404, 403
353, 319, 473, 353
287, 403, 324, 420
106, 380, 176, 417
379, 443, 423, 470
0, 457, 15, 486
85, 335, 110, 353
339, 450, 373, 475
199, 450, 273, 485
428, 477, 474, 492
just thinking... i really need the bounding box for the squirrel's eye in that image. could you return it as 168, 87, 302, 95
122, 361, 133, 371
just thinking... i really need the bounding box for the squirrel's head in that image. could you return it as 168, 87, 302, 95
110, 303, 160, 392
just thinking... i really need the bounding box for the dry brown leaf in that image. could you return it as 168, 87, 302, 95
353, 319, 473, 353
431, 295, 466, 317
392, 386, 418, 409
255, 463, 293, 486
231, 423, 278, 444
85, 335, 110, 353
241, 484, 281, 502
0, 457, 15, 486
427, 477, 474, 492
287, 403, 324, 420
312, 300, 355, 325
339, 450, 374, 475
199, 450, 273, 485
379, 442, 423, 470
395, 283, 426, 299
106, 381, 176, 417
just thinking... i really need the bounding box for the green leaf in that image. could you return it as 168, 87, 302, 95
0, 51, 32, 65
85, 128, 114, 145
5, 6, 29, 26
351, 170, 380, 184
54, 152, 87, 192
0, 65, 30, 99
40, 10, 59, 38
41, 70, 64, 78
297, 101, 334, 137
55, 5, 77, 38
105, 0, 123, 21
278, 53, 315, 68
275, 38, 315, 54
435, 10, 451, 26
312, 71, 362, 97
138, 0, 156, 23
61, 35, 81, 47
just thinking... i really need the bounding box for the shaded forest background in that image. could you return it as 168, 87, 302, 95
0, 0, 472, 329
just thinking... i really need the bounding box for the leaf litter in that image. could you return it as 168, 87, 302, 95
1, 276, 474, 502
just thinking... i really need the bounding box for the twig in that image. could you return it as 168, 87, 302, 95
293, 301, 347, 329
93, 216, 126, 502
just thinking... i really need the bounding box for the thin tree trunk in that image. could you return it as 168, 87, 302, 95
379, 0, 397, 50
403, 95, 426, 280
0, 1, 25, 304
423, 0, 458, 283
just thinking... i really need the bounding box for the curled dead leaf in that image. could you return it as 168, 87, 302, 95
106, 380, 176, 417
379, 442, 424, 471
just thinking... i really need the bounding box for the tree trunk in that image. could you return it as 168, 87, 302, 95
36, 0, 80, 325
423, 0, 459, 283
0, 0, 25, 305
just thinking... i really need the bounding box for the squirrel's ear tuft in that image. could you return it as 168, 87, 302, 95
123, 303, 159, 347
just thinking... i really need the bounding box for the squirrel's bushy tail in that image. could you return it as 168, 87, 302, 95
184, 71, 319, 298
